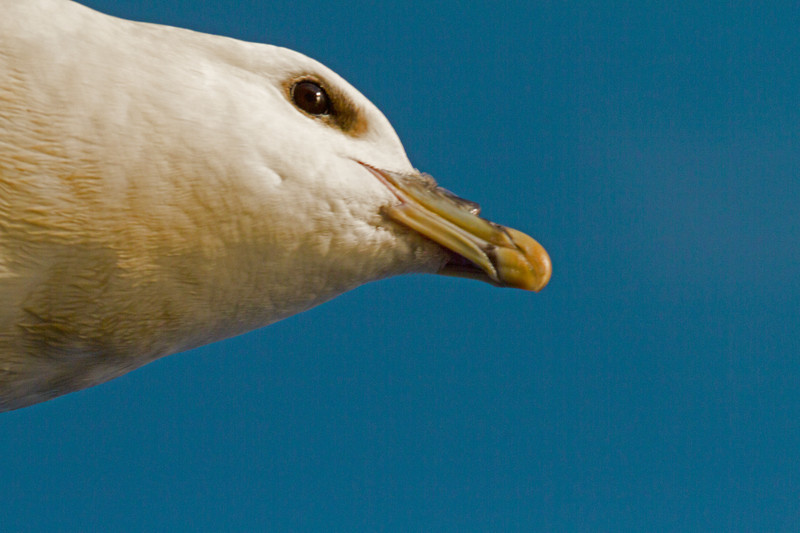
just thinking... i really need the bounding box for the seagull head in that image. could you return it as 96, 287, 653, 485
209, 44, 552, 297
0, 0, 552, 410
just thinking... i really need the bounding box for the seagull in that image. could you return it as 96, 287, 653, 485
0, 0, 551, 411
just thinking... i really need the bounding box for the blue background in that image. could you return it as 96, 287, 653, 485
3, 1, 799, 531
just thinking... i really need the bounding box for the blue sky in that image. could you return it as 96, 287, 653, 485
3, 1, 799, 531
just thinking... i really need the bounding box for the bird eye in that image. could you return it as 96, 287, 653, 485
292, 81, 331, 116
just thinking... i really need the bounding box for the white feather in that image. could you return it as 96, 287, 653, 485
0, 0, 447, 409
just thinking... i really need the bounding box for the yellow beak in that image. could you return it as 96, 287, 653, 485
362, 164, 552, 291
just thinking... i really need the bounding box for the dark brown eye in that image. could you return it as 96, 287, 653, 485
292, 81, 331, 115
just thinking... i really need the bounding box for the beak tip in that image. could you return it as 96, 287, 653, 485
527, 250, 552, 292
500, 227, 552, 292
